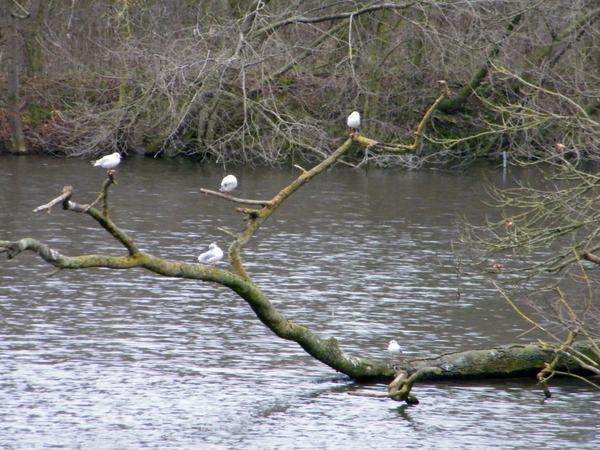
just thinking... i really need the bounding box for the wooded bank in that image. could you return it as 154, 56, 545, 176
1, 1, 599, 164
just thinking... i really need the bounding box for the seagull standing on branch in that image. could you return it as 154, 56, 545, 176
92, 152, 122, 172
347, 111, 361, 135
388, 339, 403, 365
198, 243, 224, 265
220, 174, 238, 194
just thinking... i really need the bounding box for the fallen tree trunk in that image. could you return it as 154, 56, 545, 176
401, 340, 600, 381
2, 81, 598, 404
349, 340, 600, 403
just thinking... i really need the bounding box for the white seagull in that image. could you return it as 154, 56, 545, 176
220, 174, 238, 194
388, 340, 403, 365
92, 152, 122, 171
198, 242, 224, 265
347, 111, 361, 134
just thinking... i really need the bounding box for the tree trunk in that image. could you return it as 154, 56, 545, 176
4, 10, 28, 153
401, 340, 600, 381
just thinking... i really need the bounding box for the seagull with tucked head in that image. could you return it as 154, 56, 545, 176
92, 152, 122, 173
347, 111, 361, 135
220, 174, 238, 195
198, 242, 224, 265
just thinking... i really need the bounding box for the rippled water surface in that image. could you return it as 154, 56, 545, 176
0, 155, 598, 449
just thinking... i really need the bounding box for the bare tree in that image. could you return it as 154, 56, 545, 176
2, 1, 598, 165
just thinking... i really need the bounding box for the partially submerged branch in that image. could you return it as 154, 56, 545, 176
386, 367, 440, 404
1, 138, 391, 381
536, 331, 578, 398
9, 83, 576, 392
0, 237, 390, 379
351, 340, 600, 403
404, 341, 600, 381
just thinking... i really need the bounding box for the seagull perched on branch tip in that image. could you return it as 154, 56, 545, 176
92, 152, 122, 172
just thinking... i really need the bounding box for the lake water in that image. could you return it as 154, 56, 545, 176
0, 155, 598, 449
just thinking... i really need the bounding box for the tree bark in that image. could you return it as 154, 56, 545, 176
402, 340, 600, 381
3, 8, 28, 153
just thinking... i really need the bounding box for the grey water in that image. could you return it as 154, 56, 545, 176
0, 155, 598, 449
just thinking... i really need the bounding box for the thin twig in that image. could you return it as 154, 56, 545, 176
199, 188, 273, 206
293, 164, 308, 173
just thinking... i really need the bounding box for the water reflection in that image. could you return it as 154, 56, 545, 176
0, 155, 597, 449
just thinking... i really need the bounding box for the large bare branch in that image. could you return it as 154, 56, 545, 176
0, 137, 392, 382
0, 82, 458, 396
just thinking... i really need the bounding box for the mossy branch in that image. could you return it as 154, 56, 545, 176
353, 80, 450, 154
1, 140, 391, 381
225, 137, 355, 282
32, 174, 141, 257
